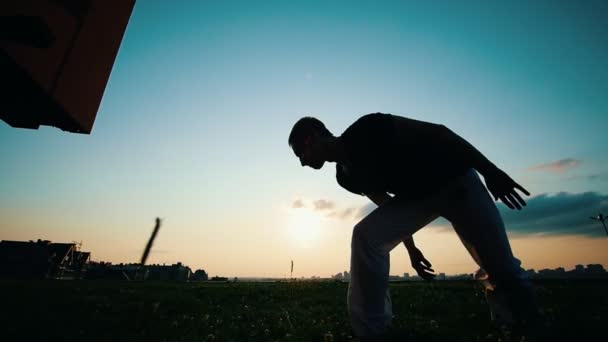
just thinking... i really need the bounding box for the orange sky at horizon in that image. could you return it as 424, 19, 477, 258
3, 208, 607, 279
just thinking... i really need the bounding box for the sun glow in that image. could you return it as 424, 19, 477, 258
287, 208, 325, 247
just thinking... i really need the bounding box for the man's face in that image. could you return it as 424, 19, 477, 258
294, 135, 325, 169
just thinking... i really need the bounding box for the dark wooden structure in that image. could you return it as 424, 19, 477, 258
0, 0, 136, 134
0, 239, 90, 279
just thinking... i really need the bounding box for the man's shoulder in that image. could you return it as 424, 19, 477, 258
355, 112, 393, 125
341, 112, 394, 138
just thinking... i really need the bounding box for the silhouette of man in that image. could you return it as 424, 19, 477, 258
288, 113, 539, 340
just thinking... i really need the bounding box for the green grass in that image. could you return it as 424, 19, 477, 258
0, 280, 606, 341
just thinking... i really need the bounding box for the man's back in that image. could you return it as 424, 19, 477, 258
336, 113, 469, 199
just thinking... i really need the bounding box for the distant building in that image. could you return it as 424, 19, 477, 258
192, 269, 209, 281
85, 262, 141, 280
0, 239, 90, 279
403, 273, 410, 280
437, 273, 446, 280
586, 264, 605, 274
536, 267, 566, 279
531, 265, 608, 279
146, 262, 191, 282
331, 271, 351, 281
446, 273, 474, 281
86, 262, 193, 281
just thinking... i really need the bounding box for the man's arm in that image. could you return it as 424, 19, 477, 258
392, 115, 495, 174
364, 192, 412, 248
364, 192, 392, 206
402, 236, 416, 250
392, 116, 530, 210
364, 192, 435, 280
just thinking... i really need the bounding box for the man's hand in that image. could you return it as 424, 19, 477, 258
483, 167, 530, 210
407, 247, 435, 281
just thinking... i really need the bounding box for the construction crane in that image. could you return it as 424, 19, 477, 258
589, 213, 608, 236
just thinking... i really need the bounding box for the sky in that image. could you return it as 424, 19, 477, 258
1, 0, 607, 278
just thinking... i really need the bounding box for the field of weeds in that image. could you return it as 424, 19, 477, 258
1, 280, 606, 341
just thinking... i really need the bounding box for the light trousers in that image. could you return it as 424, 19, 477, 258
347, 169, 535, 337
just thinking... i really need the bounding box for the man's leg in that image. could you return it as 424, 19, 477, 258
441, 170, 539, 327
348, 197, 440, 338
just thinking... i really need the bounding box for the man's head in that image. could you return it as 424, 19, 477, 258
288, 117, 334, 169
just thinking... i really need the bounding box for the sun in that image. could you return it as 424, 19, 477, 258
287, 208, 325, 246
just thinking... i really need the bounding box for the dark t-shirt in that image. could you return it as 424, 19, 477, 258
336, 113, 469, 200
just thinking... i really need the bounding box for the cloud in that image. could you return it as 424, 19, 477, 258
499, 192, 608, 237
567, 171, 608, 182
352, 192, 608, 238
340, 208, 356, 219
313, 199, 335, 211
586, 172, 608, 181
327, 207, 356, 220
528, 158, 582, 173
292, 199, 305, 209
290, 198, 343, 215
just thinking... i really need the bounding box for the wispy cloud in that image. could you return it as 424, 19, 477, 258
291, 198, 338, 212
340, 208, 355, 219
290, 198, 356, 220
587, 172, 608, 181
567, 171, 608, 182
352, 192, 608, 238
313, 199, 335, 211
327, 207, 357, 220
528, 158, 582, 173
291, 199, 305, 209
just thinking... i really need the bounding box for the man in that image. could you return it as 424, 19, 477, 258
288, 113, 539, 339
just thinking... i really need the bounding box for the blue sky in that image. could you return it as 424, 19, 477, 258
1, 0, 607, 276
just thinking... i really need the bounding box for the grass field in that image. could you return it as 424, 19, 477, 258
1, 280, 606, 341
